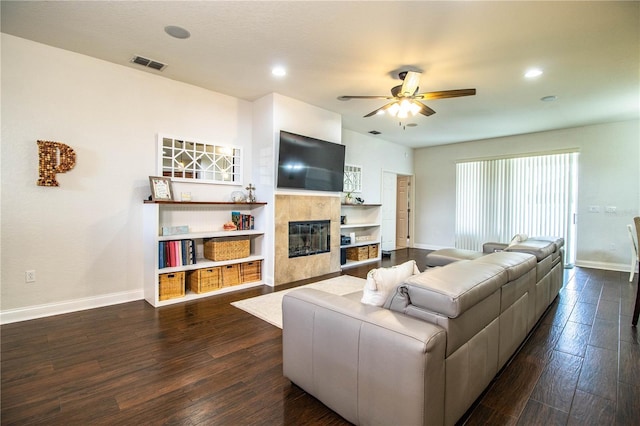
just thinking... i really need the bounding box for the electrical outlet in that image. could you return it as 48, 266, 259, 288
25, 270, 36, 283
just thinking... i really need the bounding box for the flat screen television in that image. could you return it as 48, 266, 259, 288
277, 130, 345, 192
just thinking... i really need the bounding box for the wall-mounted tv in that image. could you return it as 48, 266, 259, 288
277, 130, 345, 192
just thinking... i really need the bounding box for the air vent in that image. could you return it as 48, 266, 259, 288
130, 55, 167, 71
368, 130, 381, 135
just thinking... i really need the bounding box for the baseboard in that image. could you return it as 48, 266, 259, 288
574, 260, 636, 273
413, 243, 451, 251
0, 289, 144, 324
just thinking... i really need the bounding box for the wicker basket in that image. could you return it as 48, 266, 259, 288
368, 244, 379, 259
221, 264, 241, 287
188, 267, 221, 294
159, 271, 185, 300
241, 260, 262, 283
204, 238, 250, 261
346, 246, 369, 261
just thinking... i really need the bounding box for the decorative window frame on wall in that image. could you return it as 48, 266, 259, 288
343, 164, 363, 193
158, 134, 242, 185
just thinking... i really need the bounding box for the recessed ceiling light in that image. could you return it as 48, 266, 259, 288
164, 25, 190, 39
525, 68, 543, 78
272, 66, 287, 77
541, 95, 558, 102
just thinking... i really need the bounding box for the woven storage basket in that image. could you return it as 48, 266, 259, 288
204, 238, 250, 261
221, 264, 241, 287
241, 260, 262, 283
346, 246, 369, 261
159, 271, 185, 300
188, 267, 221, 294
368, 244, 379, 259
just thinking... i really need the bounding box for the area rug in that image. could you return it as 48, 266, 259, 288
231, 275, 366, 328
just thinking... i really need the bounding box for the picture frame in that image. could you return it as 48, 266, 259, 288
149, 176, 174, 201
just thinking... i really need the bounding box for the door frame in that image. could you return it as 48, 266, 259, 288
381, 170, 415, 251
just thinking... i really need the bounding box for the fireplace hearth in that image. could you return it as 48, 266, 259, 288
289, 220, 330, 258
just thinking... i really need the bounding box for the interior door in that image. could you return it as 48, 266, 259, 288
381, 172, 397, 252
396, 176, 409, 248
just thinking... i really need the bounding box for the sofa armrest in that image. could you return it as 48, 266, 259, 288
483, 242, 508, 253
282, 288, 446, 426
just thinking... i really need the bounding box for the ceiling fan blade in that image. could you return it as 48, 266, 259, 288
415, 88, 476, 100
363, 101, 397, 117
338, 95, 395, 101
399, 71, 421, 97
413, 100, 436, 116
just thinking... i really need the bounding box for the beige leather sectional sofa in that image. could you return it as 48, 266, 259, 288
282, 237, 564, 426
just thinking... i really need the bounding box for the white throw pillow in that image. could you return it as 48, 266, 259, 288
508, 233, 528, 247
361, 260, 420, 307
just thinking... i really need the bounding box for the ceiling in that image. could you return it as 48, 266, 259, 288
1, 1, 638, 148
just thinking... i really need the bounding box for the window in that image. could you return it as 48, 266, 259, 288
159, 135, 242, 184
343, 164, 362, 193
456, 151, 578, 265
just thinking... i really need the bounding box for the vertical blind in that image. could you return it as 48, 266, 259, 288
455, 151, 578, 264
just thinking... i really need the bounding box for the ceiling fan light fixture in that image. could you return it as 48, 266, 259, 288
387, 102, 401, 116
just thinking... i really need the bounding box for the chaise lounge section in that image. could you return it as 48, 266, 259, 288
282, 237, 564, 425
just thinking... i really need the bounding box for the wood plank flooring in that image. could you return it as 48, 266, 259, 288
2, 248, 639, 425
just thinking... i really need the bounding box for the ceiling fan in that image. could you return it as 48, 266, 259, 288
338, 71, 476, 119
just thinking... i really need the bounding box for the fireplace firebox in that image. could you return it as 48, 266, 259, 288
288, 220, 330, 258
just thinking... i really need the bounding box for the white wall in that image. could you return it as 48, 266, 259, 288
251, 93, 343, 285
0, 34, 254, 320
413, 120, 640, 271
341, 129, 414, 204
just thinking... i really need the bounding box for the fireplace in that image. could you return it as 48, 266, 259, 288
289, 220, 330, 258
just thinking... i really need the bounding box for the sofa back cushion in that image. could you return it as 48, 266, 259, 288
392, 260, 507, 318
504, 239, 555, 260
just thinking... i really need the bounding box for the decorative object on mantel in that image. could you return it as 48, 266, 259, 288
230, 190, 246, 203
148, 176, 173, 201
344, 192, 353, 204
245, 183, 256, 203
355, 196, 365, 205
37, 140, 76, 187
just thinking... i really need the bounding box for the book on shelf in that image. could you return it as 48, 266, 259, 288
231, 211, 255, 230
159, 239, 196, 269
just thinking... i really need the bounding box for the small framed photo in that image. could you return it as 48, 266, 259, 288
149, 176, 174, 201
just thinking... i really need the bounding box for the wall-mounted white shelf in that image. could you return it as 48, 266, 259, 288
143, 200, 267, 307
340, 204, 381, 269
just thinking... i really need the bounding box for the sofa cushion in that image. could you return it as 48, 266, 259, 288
504, 239, 555, 261
474, 251, 536, 282
400, 260, 507, 318
361, 260, 420, 307
425, 248, 484, 267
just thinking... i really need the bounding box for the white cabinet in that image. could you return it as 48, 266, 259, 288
340, 204, 382, 269
143, 201, 266, 307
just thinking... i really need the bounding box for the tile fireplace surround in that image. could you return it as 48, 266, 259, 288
274, 194, 341, 285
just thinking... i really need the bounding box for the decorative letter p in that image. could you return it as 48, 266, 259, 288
37, 140, 76, 187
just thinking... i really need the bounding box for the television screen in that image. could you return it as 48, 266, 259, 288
277, 130, 345, 192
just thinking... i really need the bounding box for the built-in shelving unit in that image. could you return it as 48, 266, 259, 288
340, 203, 382, 269
143, 201, 267, 307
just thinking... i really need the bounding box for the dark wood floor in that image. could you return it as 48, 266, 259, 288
1, 248, 638, 425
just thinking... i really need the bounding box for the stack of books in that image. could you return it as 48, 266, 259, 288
159, 239, 196, 268
231, 211, 254, 230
